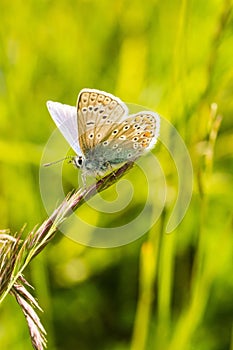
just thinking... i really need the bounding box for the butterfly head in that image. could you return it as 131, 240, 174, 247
72, 155, 84, 169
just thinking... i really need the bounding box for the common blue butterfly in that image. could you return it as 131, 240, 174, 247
46, 88, 160, 179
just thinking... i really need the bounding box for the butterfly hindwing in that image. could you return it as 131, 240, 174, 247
83, 111, 160, 172
105, 112, 160, 151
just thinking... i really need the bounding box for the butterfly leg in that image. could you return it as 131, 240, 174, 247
105, 161, 117, 178
81, 172, 87, 188
95, 173, 102, 181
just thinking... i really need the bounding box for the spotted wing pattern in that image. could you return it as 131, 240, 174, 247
77, 89, 128, 155
81, 111, 160, 177
89, 112, 160, 164
106, 112, 160, 151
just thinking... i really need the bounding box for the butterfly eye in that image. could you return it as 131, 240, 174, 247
112, 144, 118, 148
102, 115, 107, 119
123, 125, 130, 130
82, 107, 87, 112
119, 135, 126, 140
112, 130, 118, 135
88, 106, 93, 111
116, 148, 122, 153
103, 141, 109, 146
73, 156, 83, 168
133, 137, 138, 141
127, 153, 132, 158
94, 107, 99, 112
88, 133, 94, 139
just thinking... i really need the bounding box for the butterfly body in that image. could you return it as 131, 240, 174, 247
72, 150, 111, 176
73, 142, 138, 177
47, 89, 160, 180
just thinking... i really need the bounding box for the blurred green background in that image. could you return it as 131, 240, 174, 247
0, 0, 233, 349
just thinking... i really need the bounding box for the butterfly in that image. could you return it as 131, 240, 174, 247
46, 88, 160, 180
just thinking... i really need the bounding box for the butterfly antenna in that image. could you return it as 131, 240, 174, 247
43, 156, 74, 167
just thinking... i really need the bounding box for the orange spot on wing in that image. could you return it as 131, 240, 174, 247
143, 131, 151, 137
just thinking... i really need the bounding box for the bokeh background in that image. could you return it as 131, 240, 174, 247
0, 0, 233, 349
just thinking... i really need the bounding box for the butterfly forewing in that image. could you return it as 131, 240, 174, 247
77, 89, 128, 155
46, 101, 81, 155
